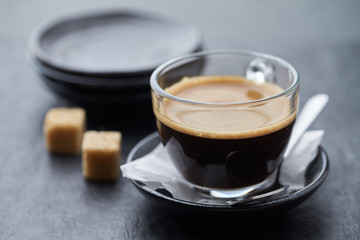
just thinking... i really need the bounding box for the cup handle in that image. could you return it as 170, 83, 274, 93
246, 58, 275, 84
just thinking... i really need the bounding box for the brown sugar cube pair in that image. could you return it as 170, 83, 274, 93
44, 108, 121, 180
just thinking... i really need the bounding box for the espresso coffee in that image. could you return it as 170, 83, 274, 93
154, 76, 296, 189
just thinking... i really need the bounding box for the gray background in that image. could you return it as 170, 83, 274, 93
1, 0, 360, 239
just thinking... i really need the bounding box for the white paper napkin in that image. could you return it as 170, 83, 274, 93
121, 130, 324, 204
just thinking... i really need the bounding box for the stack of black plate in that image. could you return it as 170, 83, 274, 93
28, 9, 202, 105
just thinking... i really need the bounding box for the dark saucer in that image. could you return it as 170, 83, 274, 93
28, 52, 151, 105
38, 73, 151, 104
30, 55, 150, 88
126, 132, 329, 216
28, 9, 202, 77
28, 9, 202, 105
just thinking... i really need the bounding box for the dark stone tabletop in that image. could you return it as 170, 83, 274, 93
1, 0, 359, 239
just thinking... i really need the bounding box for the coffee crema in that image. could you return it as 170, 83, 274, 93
156, 76, 295, 139
154, 76, 296, 189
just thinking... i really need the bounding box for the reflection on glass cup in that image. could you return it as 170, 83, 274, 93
150, 50, 299, 198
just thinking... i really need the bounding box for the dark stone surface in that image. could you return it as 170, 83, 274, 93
1, 0, 360, 239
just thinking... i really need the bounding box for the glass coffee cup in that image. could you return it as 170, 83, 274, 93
150, 50, 299, 198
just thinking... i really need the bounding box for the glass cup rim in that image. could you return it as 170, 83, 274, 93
150, 49, 299, 106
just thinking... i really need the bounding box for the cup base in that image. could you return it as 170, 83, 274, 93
190, 170, 278, 199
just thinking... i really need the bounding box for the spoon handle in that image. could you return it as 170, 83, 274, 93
284, 93, 329, 158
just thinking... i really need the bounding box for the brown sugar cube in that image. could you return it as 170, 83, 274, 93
43, 107, 86, 154
82, 131, 121, 181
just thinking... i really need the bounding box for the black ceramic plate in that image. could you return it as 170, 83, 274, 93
29, 9, 202, 77
38, 73, 150, 104
29, 55, 150, 88
126, 132, 329, 216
